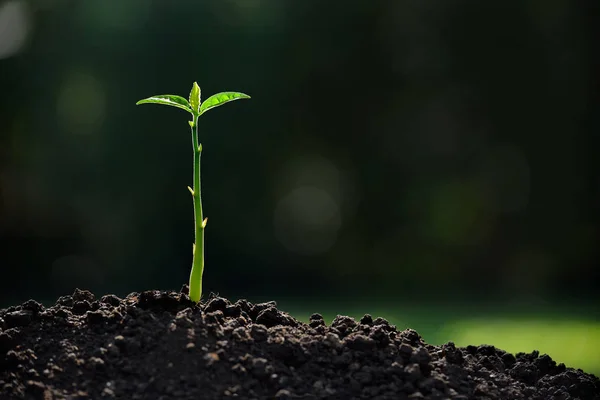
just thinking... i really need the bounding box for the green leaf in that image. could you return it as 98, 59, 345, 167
199, 91, 251, 116
189, 82, 201, 115
136, 95, 192, 113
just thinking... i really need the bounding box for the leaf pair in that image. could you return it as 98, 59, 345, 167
136, 81, 250, 118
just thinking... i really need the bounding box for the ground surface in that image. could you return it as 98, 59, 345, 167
0, 289, 598, 400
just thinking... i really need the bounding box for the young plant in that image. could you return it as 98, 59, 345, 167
136, 82, 250, 302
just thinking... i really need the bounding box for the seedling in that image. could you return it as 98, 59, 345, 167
136, 82, 250, 302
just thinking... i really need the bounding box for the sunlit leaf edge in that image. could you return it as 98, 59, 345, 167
136, 95, 192, 113
199, 92, 251, 116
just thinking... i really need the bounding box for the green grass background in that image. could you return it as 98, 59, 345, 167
280, 300, 600, 377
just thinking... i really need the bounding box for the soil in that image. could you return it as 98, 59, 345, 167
0, 288, 598, 400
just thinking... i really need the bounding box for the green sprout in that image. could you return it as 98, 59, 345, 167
136, 82, 250, 302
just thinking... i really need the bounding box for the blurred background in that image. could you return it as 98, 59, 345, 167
0, 0, 598, 374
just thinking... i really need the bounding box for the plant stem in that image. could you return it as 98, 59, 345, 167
189, 115, 204, 302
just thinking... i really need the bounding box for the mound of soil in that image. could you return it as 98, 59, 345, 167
0, 288, 598, 400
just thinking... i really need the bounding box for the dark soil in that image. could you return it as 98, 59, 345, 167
0, 288, 598, 400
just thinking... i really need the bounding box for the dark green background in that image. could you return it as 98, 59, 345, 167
0, 0, 598, 373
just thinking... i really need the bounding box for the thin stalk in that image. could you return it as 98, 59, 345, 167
189, 115, 205, 302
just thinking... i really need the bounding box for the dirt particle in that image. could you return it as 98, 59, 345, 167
174, 309, 194, 328
309, 313, 324, 321
250, 301, 277, 318
205, 297, 229, 313
141, 290, 184, 311
106, 343, 119, 357
4, 310, 32, 328
250, 357, 271, 380
54, 308, 72, 319
369, 324, 391, 346
476, 344, 496, 356
73, 289, 96, 303
360, 314, 373, 325
400, 343, 415, 356
232, 326, 251, 342
443, 341, 464, 365
411, 347, 432, 365
85, 310, 106, 325
205, 310, 224, 325
401, 329, 422, 346
344, 333, 376, 351
373, 317, 389, 326
87, 357, 105, 370
204, 352, 219, 365
21, 300, 44, 314
231, 363, 247, 375
179, 284, 190, 295
100, 294, 121, 307
72, 300, 92, 315
224, 304, 241, 318
256, 307, 296, 328
324, 332, 342, 350
113, 335, 125, 346
233, 299, 252, 314
309, 313, 325, 328
56, 295, 74, 307
331, 315, 358, 336
249, 324, 268, 342
390, 360, 404, 375
510, 361, 539, 385
25, 380, 46, 396
93, 347, 107, 357
479, 354, 505, 372
535, 353, 557, 375
405, 363, 423, 382
274, 388, 294, 399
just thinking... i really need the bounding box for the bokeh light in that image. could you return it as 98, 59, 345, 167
56, 71, 106, 135
0, 0, 30, 59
